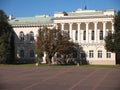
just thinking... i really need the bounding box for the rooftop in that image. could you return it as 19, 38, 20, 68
9, 15, 53, 25
54, 9, 115, 17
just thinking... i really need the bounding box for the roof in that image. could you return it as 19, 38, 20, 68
54, 9, 115, 18
9, 15, 53, 25
67, 10, 104, 17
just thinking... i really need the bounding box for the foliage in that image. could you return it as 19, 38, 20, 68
105, 11, 120, 53
105, 33, 114, 52
114, 11, 120, 52
35, 27, 75, 63
0, 9, 14, 64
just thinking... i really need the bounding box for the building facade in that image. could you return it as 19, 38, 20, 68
9, 9, 116, 65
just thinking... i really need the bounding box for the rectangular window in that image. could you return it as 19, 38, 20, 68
20, 50, 24, 58
30, 50, 34, 57
98, 50, 102, 58
106, 51, 111, 58
80, 52, 86, 60
76, 31, 78, 40
89, 50, 94, 58
83, 31, 86, 40
99, 30, 103, 40
91, 31, 94, 40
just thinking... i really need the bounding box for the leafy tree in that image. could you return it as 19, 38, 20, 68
0, 9, 14, 64
36, 27, 75, 64
105, 11, 120, 64
105, 32, 114, 52
114, 11, 120, 52
105, 11, 120, 53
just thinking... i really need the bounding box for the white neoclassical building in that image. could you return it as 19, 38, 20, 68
9, 9, 116, 65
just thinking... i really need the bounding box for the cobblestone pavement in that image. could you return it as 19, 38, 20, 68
0, 65, 120, 90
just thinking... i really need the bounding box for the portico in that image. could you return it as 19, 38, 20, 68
55, 21, 113, 44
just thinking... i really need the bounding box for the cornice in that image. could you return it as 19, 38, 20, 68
12, 24, 53, 28
53, 15, 114, 20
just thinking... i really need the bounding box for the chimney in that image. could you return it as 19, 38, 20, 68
9, 14, 13, 20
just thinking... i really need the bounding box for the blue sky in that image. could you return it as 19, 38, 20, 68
0, 0, 120, 17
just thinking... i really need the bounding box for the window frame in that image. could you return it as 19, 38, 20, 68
20, 50, 24, 58
83, 30, 86, 40
91, 30, 94, 40
98, 50, 102, 58
99, 30, 103, 40
30, 50, 35, 57
19, 31, 24, 41
30, 31, 34, 41
89, 50, 94, 58
106, 51, 111, 58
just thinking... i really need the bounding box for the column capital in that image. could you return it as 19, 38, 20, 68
102, 21, 107, 24
111, 21, 114, 24
61, 23, 65, 25
85, 22, 90, 24
69, 23, 73, 25
77, 22, 81, 24
94, 22, 98, 24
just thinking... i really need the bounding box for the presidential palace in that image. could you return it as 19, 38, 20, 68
9, 9, 117, 65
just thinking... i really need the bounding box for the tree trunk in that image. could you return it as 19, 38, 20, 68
116, 52, 120, 64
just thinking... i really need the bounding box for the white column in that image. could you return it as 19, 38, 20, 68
54, 23, 58, 29
61, 23, 64, 30
86, 22, 89, 43
98, 29, 100, 43
69, 23, 73, 39
103, 22, 106, 38
42, 52, 47, 63
112, 22, 114, 33
77, 23, 81, 43
94, 22, 98, 43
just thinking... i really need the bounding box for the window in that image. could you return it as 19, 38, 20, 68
20, 50, 24, 58
73, 50, 77, 58
30, 31, 34, 41
98, 50, 102, 58
30, 50, 34, 57
106, 51, 111, 58
19, 31, 24, 41
108, 30, 112, 36
89, 50, 94, 58
91, 31, 94, 40
76, 31, 78, 40
80, 52, 86, 60
99, 30, 103, 40
83, 31, 86, 40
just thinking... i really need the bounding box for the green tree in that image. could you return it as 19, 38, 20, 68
105, 32, 114, 52
105, 11, 120, 64
0, 9, 14, 64
114, 11, 120, 52
105, 11, 120, 52
36, 27, 75, 64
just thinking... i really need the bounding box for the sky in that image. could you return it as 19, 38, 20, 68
0, 0, 120, 17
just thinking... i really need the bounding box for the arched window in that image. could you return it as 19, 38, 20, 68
30, 50, 34, 57
20, 50, 24, 58
19, 31, 24, 41
30, 31, 34, 41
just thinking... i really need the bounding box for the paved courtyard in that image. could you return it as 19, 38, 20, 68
0, 65, 120, 90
